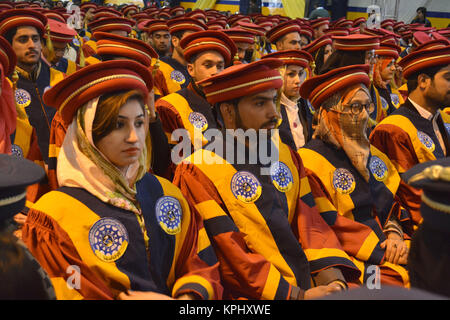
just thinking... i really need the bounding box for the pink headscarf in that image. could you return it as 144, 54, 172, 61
0, 64, 17, 154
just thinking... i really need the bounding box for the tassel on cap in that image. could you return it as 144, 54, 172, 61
310, 60, 316, 76
251, 36, 258, 62
46, 24, 55, 63
77, 35, 85, 67
233, 53, 242, 65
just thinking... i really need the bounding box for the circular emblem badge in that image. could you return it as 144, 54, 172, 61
15, 89, 31, 108
417, 131, 435, 152
155, 196, 182, 235
89, 218, 129, 263
390, 93, 400, 107
231, 171, 262, 203
369, 156, 388, 181
188, 112, 208, 132
72, 38, 80, 46
270, 161, 293, 192
444, 123, 450, 136
332, 168, 356, 194
380, 96, 389, 110
11, 144, 23, 158
170, 70, 186, 84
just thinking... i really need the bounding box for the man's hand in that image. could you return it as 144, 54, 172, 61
117, 290, 174, 300
304, 282, 344, 300
380, 233, 408, 265
13, 213, 27, 226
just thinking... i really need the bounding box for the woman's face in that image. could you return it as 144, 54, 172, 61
283, 64, 306, 100
96, 99, 146, 172
380, 59, 396, 82
323, 44, 333, 64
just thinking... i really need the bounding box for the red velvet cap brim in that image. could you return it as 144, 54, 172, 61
43, 60, 153, 124
198, 58, 284, 104
300, 64, 370, 109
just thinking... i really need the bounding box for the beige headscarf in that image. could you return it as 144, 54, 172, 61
373, 57, 393, 89
313, 85, 371, 182
57, 97, 148, 214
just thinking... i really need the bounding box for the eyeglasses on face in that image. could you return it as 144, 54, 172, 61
342, 102, 375, 114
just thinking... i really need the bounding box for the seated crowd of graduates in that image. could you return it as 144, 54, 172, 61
0, 0, 450, 300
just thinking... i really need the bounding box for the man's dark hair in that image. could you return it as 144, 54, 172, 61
4, 27, 17, 44
171, 30, 187, 41
188, 52, 199, 64
214, 97, 242, 129
4, 26, 44, 45
406, 64, 447, 93
417, 7, 427, 16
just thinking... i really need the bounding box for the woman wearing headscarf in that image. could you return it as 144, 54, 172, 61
21, 60, 222, 300
261, 49, 314, 150
46, 31, 172, 191
370, 41, 403, 125
298, 64, 411, 287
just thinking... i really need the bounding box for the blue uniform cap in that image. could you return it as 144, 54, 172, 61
402, 158, 450, 233
0, 154, 45, 219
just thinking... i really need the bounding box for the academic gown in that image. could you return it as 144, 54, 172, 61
299, 139, 410, 286
370, 99, 450, 234
173, 132, 361, 299
22, 173, 223, 300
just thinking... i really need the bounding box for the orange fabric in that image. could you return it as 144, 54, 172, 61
22, 209, 116, 299
173, 147, 362, 299
150, 66, 169, 97
173, 161, 290, 299
48, 112, 68, 190
369, 123, 423, 231
82, 42, 96, 58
